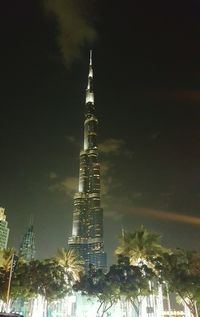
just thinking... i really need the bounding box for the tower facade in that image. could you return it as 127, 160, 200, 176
19, 223, 36, 261
0, 207, 9, 249
68, 51, 107, 270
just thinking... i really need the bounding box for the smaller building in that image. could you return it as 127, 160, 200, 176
19, 224, 36, 261
0, 207, 9, 249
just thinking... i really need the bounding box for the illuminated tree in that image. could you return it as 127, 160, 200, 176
115, 225, 166, 266
106, 255, 154, 315
0, 248, 15, 305
0, 250, 84, 315
35, 259, 69, 301
0, 266, 9, 304
0, 248, 14, 272
75, 258, 155, 317
115, 226, 169, 316
75, 264, 120, 317
154, 249, 200, 317
55, 248, 85, 283
11, 258, 70, 316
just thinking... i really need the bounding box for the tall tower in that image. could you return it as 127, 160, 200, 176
0, 207, 9, 249
68, 51, 107, 270
19, 219, 36, 261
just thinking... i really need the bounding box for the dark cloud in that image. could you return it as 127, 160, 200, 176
103, 191, 200, 227
174, 90, 200, 103
44, 0, 96, 66
99, 138, 125, 155
65, 135, 77, 144
145, 89, 200, 104
49, 172, 58, 179
126, 206, 200, 227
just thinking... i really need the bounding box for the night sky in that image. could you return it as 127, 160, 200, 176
0, 0, 200, 265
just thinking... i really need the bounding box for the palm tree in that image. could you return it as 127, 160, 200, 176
115, 225, 166, 266
55, 248, 85, 283
0, 248, 15, 310
115, 226, 169, 317
0, 248, 15, 272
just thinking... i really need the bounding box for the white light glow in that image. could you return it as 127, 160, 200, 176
86, 92, 94, 104
11, 287, 190, 317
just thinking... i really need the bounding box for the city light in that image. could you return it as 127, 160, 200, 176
15, 292, 194, 317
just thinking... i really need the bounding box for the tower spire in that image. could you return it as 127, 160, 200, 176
29, 214, 34, 226
86, 50, 94, 104
90, 49, 92, 65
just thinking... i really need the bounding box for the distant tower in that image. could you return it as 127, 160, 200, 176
68, 51, 107, 270
19, 218, 36, 261
0, 207, 9, 249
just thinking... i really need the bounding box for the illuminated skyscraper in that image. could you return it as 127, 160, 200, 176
0, 207, 9, 249
68, 51, 107, 269
19, 221, 35, 261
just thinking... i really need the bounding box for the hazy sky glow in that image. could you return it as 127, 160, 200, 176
0, 0, 200, 265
